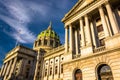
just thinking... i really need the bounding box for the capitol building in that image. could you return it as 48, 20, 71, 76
0, 0, 120, 80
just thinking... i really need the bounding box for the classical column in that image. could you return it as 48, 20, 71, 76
2, 62, 8, 77
0, 64, 4, 77
90, 20, 99, 47
4, 60, 12, 80
105, 2, 119, 34
80, 18, 85, 47
65, 26, 69, 53
69, 24, 73, 53
99, 6, 110, 37
84, 15, 92, 45
75, 30, 79, 55
9, 57, 17, 79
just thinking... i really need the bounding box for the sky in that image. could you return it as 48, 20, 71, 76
0, 0, 77, 67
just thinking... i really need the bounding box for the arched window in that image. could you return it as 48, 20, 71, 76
61, 64, 63, 73
97, 64, 113, 80
45, 69, 47, 76
55, 66, 58, 74
50, 67, 52, 75
74, 69, 82, 80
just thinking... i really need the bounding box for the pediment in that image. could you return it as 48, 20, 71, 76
62, 0, 94, 22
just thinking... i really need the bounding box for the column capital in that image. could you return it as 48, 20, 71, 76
64, 25, 69, 29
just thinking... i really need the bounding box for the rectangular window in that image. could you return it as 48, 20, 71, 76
97, 25, 103, 33
100, 38, 105, 46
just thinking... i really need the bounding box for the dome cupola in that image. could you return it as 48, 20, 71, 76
33, 22, 61, 52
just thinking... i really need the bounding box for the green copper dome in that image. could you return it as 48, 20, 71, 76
37, 22, 59, 40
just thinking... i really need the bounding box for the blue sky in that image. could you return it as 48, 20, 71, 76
0, 0, 77, 67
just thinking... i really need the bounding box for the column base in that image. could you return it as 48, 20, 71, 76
105, 33, 120, 49
81, 44, 93, 57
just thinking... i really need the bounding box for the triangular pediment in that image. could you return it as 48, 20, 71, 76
62, 0, 94, 22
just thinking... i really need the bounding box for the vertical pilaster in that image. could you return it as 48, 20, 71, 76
34, 52, 40, 80
105, 2, 119, 34
99, 6, 110, 37
52, 58, 55, 79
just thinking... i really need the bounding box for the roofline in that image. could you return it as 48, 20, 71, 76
61, 0, 82, 22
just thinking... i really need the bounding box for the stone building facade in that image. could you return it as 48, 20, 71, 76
62, 0, 120, 80
0, 0, 120, 80
0, 45, 36, 80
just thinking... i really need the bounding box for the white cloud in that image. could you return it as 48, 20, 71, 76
0, 0, 36, 44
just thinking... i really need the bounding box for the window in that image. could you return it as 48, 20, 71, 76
38, 40, 41, 46
55, 66, 58, 74
28, 60, 31, 64
97, 64, 113, 80
50, 40, 53, 46
45, 69, 47, 76
61, 64, 63, 73
56, 59, 58, 62
51, 61, 53, 64
34, 41, 37, 47
118, 6, 120, 11
97, 25, 103, 33
74, 69, 82, 80
37, 72, 39, 76
44, 39, 47, 45
79, 34, 81, 40
38, 66, 40, 70
100, 39, 105, 46
25, 72, 29, 78
50, 67, 52, 75
96, 17, 100, 22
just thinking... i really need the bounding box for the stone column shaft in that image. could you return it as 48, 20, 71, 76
34, 52, 40, 80
69, 24, 73, 53
99, 6, 110, 37
2, 62, 8, 77
4, 60, 12, 80
9, 57, 17, 79
105, 2, 119, 34
80, 18, 85, 47
65, 27, 69, 53
75, 30, 79, 54
0, 64, 4, 77
85, 15, 92, 45
90, 20, 99, 47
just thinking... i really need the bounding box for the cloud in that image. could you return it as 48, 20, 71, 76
0, 0, 36, 44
